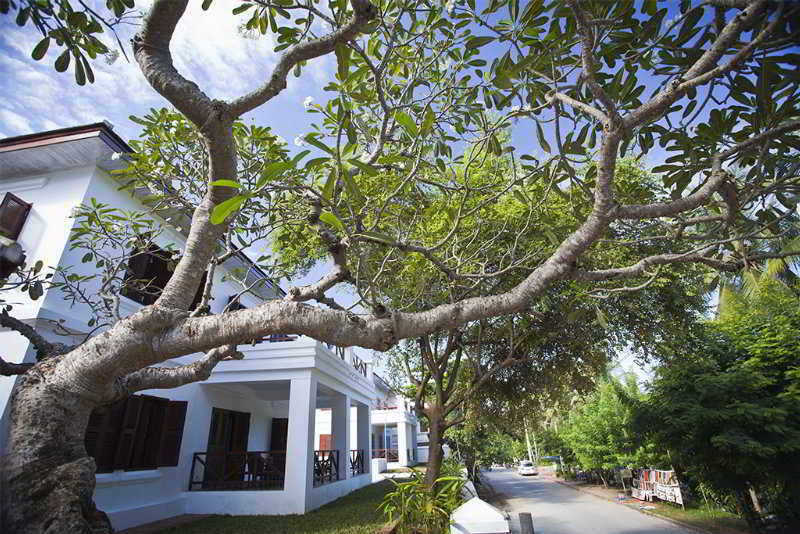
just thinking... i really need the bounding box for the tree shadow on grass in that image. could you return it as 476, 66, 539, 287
159, 480, 394, 534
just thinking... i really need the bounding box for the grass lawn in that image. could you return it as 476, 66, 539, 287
159, 480, 394, 534
635, 502, 751, 534
386, 463, 427, 474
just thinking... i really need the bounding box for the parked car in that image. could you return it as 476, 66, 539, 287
518, 460, 538, 476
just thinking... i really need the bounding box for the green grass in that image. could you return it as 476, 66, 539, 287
633, 502, 751, 534
159, 480, 394, 534
386, 463, 427, 474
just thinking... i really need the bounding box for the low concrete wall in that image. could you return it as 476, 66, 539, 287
372, 458, 387, 482
310, 473, 373, 510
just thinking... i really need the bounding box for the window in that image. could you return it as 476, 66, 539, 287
121, 241, 206, 308
84, 394, 188, 472
0, 192, 32, 240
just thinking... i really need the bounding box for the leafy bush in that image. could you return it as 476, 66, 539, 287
378, 472, 465, 534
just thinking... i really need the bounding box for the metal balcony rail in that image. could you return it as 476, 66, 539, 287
350, 449, 365, 477
314, 449, 339, 487
371, 448, 398, 462
188, 450, 286, 491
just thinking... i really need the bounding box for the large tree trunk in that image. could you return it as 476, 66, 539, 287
423, 417, 445, 487
1, 362, 111, 534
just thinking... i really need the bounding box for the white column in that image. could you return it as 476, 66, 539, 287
331, 393, 351, 480
410, 422, 418, 464
357, 402, 371, 475
397, 421, 409, 466
285, 375, 317, 512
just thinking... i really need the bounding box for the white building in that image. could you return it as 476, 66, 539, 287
0, 123, 376, 531
370, 374, 419, 468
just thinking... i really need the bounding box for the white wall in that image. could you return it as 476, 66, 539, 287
314, 406, 359, 450
93, 381, 289, 531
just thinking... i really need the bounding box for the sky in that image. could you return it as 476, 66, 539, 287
0, 1, 705, 379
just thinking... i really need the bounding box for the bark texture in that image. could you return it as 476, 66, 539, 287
2, 358, 110, 534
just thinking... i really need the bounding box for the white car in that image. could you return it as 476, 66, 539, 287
518, 460, 538, 476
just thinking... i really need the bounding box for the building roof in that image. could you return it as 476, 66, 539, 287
0, 121, 284, 297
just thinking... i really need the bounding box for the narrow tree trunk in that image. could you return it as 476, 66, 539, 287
424, 417, 445, 487
1, 364, 111, 534
735, 485, 764, 534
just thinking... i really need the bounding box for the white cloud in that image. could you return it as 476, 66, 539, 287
0, 108, 33, 136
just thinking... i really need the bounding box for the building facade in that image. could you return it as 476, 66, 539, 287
0, 124, 375, 530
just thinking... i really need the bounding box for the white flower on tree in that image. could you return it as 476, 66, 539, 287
303, 96, 315, 109
294, 136, 306, 147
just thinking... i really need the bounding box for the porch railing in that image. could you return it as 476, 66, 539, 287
350, 449, 365, 476
371, 448, 398, 462
314, 449, 339, 487
188, 451, 286, 491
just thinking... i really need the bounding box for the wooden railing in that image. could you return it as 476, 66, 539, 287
350, 449, 366, 476
371, 448, 399, 462
314, 449, 339, 487
351, 353, 368, 376
188, 451, 286, 491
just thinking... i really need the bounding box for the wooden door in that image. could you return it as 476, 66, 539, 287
319, 434, 332, 450
270, 418, 288, 451
205, 408, 250, 488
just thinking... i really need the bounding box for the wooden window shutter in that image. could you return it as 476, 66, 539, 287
142, 397, 168, 469
158, 400, 188, 467
85, 399, 127, 473
113, 395, 144, 469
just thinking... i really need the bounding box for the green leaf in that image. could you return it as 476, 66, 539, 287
322, 172, 336, 201
347, 158, 378, 176
210, 179, 242, 189
595, 306, 609, 329
394, 111, 418, 137
420, 107, 435, 135
535, 121, 551, 154
211, 196, 246, 224
358, 231, 395, 244
256, 161, 292, 188
466, 36, 494, 49
304, 135, 335, 155
335, 42, 351, 81
202, 0, 213, 9
31, 38, 50, 61
55, 50, 70, 72
319, 211, 344, 232
306, 156, 331, 170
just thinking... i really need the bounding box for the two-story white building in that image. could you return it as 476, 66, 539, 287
370, 374, 419, 469
0, 123, 377, 531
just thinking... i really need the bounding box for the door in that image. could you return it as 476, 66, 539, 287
204, 408, 251, 488
319, 434, 332, 450
270, 418, 289, 475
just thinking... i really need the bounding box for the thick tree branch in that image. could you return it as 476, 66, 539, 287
549, 92, 608, 123
0, 357, 32, 376
567, 0, 619, 122
228, 0, 377, 117
116, 344, 242, 395
616, 120, 800, 219
133, 0, 215, 127
627, 0, 769, 127
0, 311, 67, 358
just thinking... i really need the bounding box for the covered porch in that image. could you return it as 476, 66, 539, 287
183, 339, 374, 515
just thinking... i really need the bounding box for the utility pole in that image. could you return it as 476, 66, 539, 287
524, 418, 534, 463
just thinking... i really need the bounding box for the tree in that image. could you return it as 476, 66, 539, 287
633, 281, 800, 531
560, 374, 647, 486
2, 0, 800, 532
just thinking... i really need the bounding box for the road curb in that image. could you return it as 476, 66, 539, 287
553, 479, 735, 534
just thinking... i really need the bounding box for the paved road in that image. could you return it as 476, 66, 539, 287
482, 469, 695, 534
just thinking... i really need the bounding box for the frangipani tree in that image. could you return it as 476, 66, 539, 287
1, 0, 799, 532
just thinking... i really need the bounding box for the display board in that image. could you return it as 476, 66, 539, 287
631, 469, 683, 505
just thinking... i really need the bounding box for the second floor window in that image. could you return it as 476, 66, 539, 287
121, 241, 206, 308
0, 192, 32, 240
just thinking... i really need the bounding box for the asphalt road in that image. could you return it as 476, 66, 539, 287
482, 469, 696, 534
